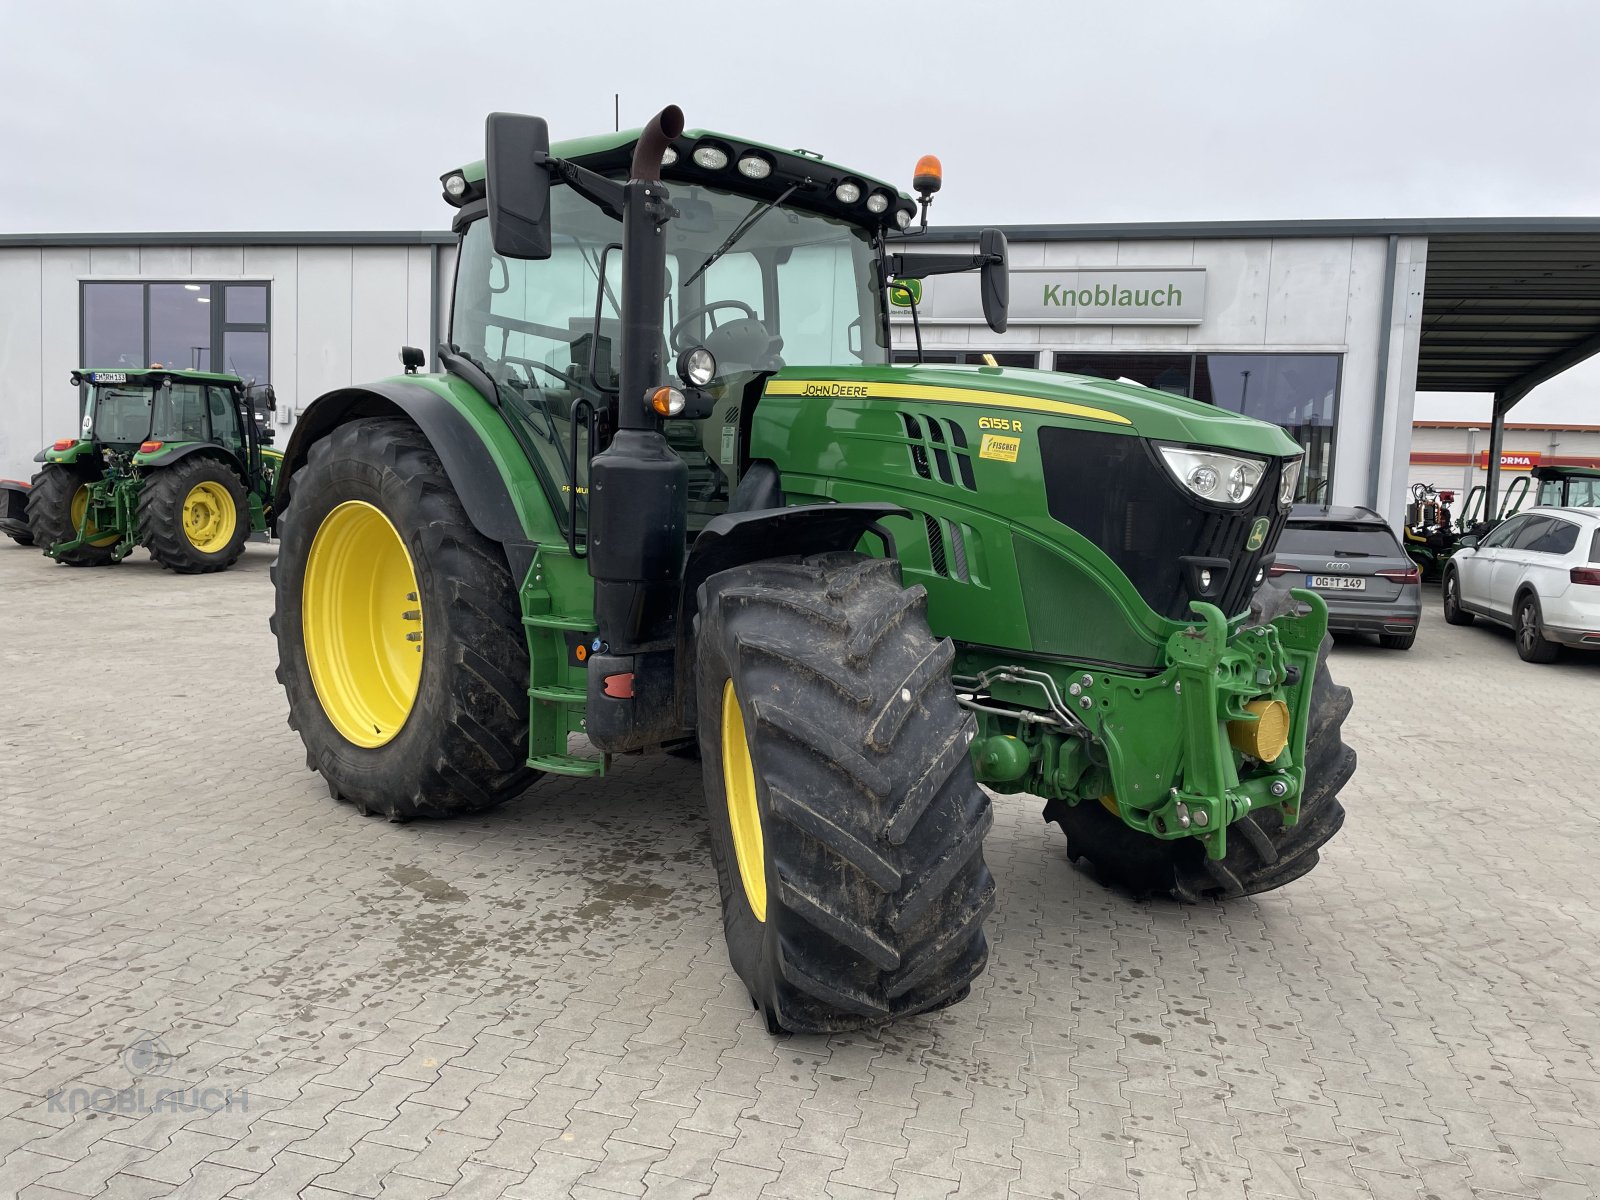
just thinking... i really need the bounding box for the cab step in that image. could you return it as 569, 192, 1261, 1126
527, 752, 607, 777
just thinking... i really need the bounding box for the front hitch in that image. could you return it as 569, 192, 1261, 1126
1093, 593, 1327, 859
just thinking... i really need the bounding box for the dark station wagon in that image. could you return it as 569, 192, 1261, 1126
1266, 504, 1423, 650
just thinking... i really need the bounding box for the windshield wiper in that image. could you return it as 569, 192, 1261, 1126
684, 182, 800, 289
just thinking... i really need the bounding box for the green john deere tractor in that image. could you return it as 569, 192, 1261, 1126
270, 106, 1354, 1034
29, 368, 281, 573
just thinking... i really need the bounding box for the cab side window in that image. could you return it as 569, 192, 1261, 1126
208, 387, 241, 446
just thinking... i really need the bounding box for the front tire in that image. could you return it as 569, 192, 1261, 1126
26, 464, 118, 567
1515, 593, 1560, 663
138, 457, 250, 574
696, 552, 994, 1033
1442, 568, 1473, 626
1045, 629, 1354, 902
271, 417, 538, 819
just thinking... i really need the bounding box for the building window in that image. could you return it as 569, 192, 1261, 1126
80, 282, 271, 384
1052, 351, 1339, 502
892, 350, 1039, 368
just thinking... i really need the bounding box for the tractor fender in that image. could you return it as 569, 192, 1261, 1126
680, 501, 908, 628
136, 442, 246, 476
278, 381, 535, 578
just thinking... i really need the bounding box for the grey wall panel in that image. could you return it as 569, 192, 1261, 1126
350, 247, 410, 385
294, 247, 355, 417
436, 243, 459, 348
1040, 241, 1117, 268
1330, 238, 1387, 510
1264, 239, 1353, 345
191, 246, 247, 277
405, 246, 433, 353
137, 246, 192, 275
41, 249, 90, 447
87, 247, 139, 276
1188, 240, 1270, 347
0, 249, 44, 478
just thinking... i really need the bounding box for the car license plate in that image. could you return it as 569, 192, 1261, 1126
1308, 575, 1365, 590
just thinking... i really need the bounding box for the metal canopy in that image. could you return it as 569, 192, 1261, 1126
1420, 231, 1600, 401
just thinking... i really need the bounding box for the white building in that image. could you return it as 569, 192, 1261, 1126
3, 219, 1598, 527
0, 233, 452, 478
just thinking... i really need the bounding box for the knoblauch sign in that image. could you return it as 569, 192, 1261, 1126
1477, 451, 1541, 470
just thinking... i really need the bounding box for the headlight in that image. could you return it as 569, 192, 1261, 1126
677, 346, 717, 387
661, 146, 678, 166
443, 173, 468, 198
835, 180, 862, 204
1278, 458, 1302, 506
650, 386, 687, 417
737, 154, 772, 180
895, 208, 912, 229
692, 143, 729, 170
866, 191, 890, 214
1158, 445, 1266, 506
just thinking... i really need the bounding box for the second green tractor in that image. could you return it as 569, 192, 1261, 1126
270, 106, 1355, 1034
29, 368, 280, 573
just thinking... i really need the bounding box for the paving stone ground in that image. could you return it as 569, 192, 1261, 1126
2, 541, 1599, 1199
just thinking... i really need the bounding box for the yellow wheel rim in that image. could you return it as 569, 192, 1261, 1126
302, 500, 424, 749
181, 480, 237, 552
721, 679, 767, 922
70, 485, 119, 547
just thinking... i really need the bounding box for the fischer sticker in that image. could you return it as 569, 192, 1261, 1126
979, 434, 1021, 463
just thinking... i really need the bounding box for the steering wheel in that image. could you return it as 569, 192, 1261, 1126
670, 300, 758, 353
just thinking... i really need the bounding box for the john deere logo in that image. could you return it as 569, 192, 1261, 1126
1246, 518, 1270, 552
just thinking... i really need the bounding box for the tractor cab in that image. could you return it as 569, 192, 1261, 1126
440, 128, 1004, 542
1534, 464, 1600, 508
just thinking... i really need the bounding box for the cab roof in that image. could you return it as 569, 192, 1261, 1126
73, 367, 243, 387
442, 124, 917, 234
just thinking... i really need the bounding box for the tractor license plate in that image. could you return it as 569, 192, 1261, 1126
1309, 575, 1365, 590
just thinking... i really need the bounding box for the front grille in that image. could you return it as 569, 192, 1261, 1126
1038, 427, 1287, 620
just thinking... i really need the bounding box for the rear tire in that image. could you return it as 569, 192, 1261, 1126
1514, 593, 1561, 663
1045, 629, 1354, 902
271, 417, 538, 819
26, 464, 117, 567
138, 457, 250, 574
1442, 568, 1473, 626
1378, 631, 1416, 651
696, 552, 994, 1033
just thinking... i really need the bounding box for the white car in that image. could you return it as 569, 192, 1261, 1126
1443, 506, 1600, 662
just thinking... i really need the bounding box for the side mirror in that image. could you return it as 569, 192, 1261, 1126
400, 346, 426, 374
485, 112, 553, 260
1460, 534, 1479, 548
978, 228, 1009, 334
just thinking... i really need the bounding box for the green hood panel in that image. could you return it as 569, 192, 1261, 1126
763, 364, 1303, 459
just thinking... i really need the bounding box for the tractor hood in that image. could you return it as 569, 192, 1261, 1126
763, 364, 1304, 460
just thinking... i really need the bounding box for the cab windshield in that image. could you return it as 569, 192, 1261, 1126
87, 386, 156, 443
451, 180, 888, 528
86, 382, 233, 446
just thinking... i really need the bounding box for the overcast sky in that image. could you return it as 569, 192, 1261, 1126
4, 0, 1598, 420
